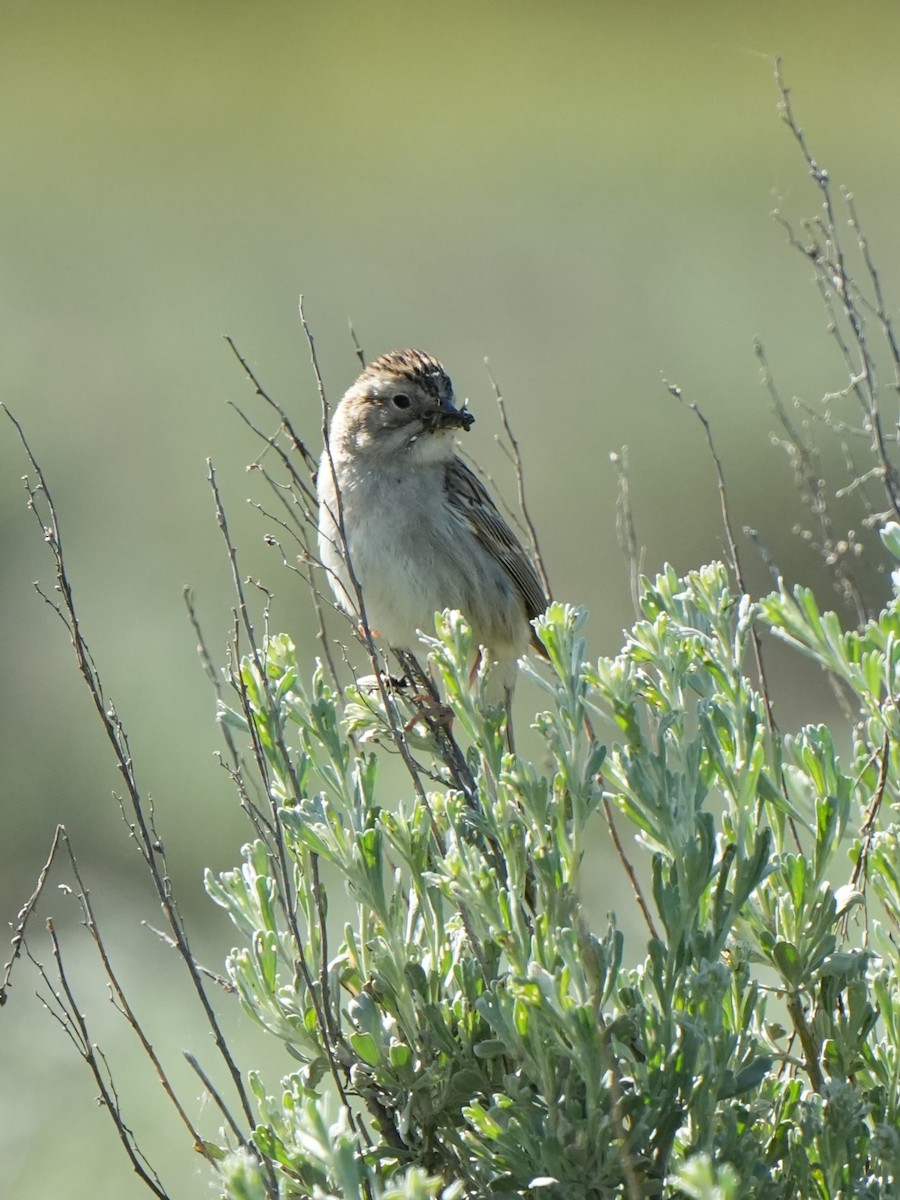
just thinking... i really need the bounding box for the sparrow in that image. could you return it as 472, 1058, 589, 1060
317, 349, 547, 703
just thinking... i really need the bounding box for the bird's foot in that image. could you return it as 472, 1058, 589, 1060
403, 694, 455, 734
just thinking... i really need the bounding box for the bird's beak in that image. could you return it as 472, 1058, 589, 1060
434, 397, 475, 433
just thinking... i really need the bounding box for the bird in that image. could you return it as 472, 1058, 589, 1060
316, 349, 548, 708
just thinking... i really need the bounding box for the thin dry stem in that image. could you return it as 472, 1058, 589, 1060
3, 404, 258, 1140
774, 56, 900, 526
206, 460, 362, 1132
665, 382, 802, 855
2, 823, 66, 1004
485, 359, 553, 600
41, 914, 173, 1200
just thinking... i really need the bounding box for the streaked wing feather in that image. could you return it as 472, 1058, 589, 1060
444, 457, 548, 642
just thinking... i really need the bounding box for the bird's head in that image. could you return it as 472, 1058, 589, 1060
331, 349, 474, 463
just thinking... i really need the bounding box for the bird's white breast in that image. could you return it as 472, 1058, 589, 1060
318, 454, 450, 645
317, 442, 532, 702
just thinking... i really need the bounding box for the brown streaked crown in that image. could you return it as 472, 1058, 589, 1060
360, 349, 453, 401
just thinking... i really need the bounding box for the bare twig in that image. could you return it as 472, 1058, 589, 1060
844, 190, 900, 389
850, 728, 891, 893
665, 382, 802, 854
229, 385, 344, 689
183, 586, 275, 844
785, 990, 824, 1094
42, 912, 176, 1198
184, 1052, 248, 1148
7, 825, 226, 1190
755, 339, 867, 623
602, 796, 659, 942
206, 447, 383, 1159
143, 922, 235, 991
228, 395, 318, 510
485, 360, 552, 600
774, 56, 900, 525
1, 824, 66, 1004
3, 405, 259, 1141
225, 335, 318, 478
67, 833, 222, 1160
665, 384, 776, 723
348, 320, 366, 369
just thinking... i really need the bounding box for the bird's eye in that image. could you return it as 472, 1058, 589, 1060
391, 393, 411, 409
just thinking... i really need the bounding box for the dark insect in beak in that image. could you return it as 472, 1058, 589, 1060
433, 400, 475, 433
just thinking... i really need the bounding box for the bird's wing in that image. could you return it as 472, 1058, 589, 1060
444, 456, 549, 640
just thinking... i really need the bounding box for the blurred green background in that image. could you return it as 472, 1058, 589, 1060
3, 1, 900, 1196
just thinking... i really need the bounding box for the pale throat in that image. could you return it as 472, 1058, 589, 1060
402, 429, 457, 466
